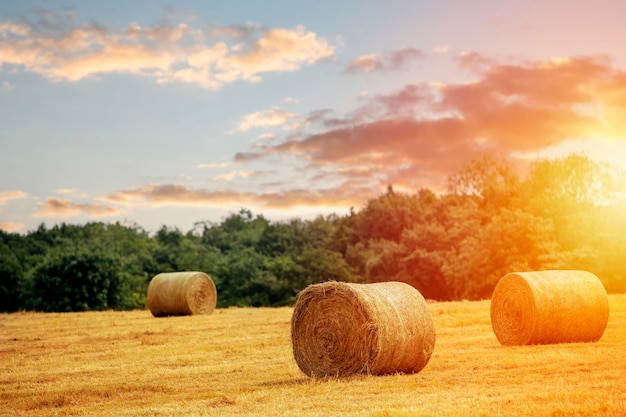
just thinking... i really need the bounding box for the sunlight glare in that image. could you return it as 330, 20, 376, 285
536, 138, 626, 173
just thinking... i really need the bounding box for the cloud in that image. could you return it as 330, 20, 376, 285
221, 26, 334, 79
34, 197, 121, 218
209, 170, 256, 181
102, 183, 371, 209
55, 188, 77, 194
53, 188, 90, 198
347, 47, 424, 73
0, 190, 28, 206
197, 162, 230, 169
388, 47, 424, 70
234, 55, 626, 192
373, 84, 436, 118
235, 107, 297, 131
347, 54, 382, 73
0, 13, 334, 89
438, 54, 620, 148
257, 133, 277, 141
455, 51, 495, 72
0, 222, 25, 233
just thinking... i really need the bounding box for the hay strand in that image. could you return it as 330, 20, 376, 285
490, 270, 609, 346
147, 271, 217, 317
291, 281, 435, 377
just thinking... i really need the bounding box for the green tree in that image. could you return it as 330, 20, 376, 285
447, 153, 521, 212
364, 239, 407, 284
358, 186, 425, 242
257, 220, 303, 257
523, 153, 623, 249
0, 240, 23, 312
298, 247, 358, 285
444, 208, 562, 300
31, 247, 122, 312
214, 247, 271, 307
200, 209, 269, 252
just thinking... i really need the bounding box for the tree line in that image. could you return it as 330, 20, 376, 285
1, 152, 625, 312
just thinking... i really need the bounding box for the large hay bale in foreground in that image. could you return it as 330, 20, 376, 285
490, 270, 609, 346
147, 271, 217, 317
291, 281, 436, 378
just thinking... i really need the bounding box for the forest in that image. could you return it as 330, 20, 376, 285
1, 152, 625, 312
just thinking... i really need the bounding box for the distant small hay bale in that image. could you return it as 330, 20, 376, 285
147, 271, 217, 317
290, 281, 436, 378
490, 270, 609, 346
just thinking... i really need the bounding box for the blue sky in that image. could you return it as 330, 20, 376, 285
2, 0, 626, 234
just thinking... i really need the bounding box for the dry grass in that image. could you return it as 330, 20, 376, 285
291, 281, 435, 377
490, 270, 610, 345
147, 271, 217, 317
1, 294, 625, 416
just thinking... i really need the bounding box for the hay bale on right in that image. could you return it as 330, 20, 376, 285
490, 270, 609, 346
291, 281, 435, 378
147, 271, 217, 317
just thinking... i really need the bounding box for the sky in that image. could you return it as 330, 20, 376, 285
2, 0, 626, 235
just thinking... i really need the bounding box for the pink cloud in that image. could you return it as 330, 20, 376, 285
102, 183, 371, 210
34, 198, 121, 218
95, 55, 626, 217
0, 222, 25, 233
347, 47, 423, 73
233, 54, 626, 194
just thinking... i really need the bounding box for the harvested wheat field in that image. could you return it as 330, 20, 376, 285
1, 294, 625, 417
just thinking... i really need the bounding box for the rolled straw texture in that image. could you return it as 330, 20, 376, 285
490, 270, 609, 346
147, 271, 217, 317
291, 281, 435, 378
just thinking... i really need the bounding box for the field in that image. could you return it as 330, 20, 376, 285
1, 294, 625, 417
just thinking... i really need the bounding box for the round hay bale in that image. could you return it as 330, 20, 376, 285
291, 281, 436, 378
147, 271, 217, 317
490, 270, 609, 346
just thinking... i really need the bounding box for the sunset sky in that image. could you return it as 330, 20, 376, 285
2, 0, 626, 234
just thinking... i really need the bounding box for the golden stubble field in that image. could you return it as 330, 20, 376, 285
1, 294, 625, 417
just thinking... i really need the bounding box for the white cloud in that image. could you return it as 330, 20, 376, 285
55, 188, 77, 194
197, 162, 230, 169
347, 48, 423, 73
210, 171, 238, 181
210, 170, 255, 181
348, 54, 382, 73
236, 107, 297, 132
0, 16, 335, 89
54, 188, 89, 198
257, 133, 277, 141
0, 190, 27, 206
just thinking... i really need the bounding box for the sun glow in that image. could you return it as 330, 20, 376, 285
535, 138, 626, 173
